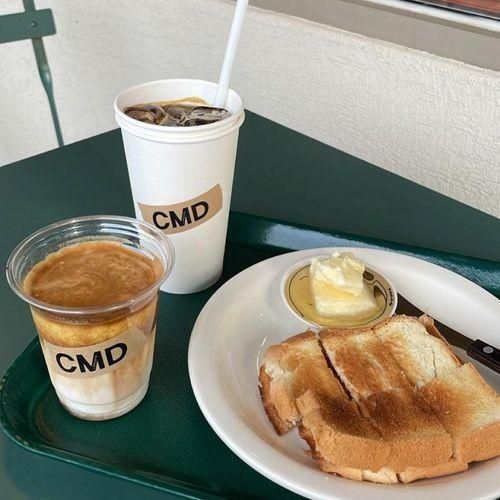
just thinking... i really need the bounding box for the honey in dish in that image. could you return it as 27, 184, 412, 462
287, 266, 386, 328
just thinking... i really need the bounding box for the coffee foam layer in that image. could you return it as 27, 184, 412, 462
24, 241, 162, 308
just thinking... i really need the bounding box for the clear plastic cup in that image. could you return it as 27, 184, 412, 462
6, 215, 174, 421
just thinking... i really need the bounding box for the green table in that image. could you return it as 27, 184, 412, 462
1, 112, 498, 499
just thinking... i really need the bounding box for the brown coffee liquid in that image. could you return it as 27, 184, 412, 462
24, 241, 162, 308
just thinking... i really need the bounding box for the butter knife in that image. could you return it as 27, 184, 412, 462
396, 294, 500, 374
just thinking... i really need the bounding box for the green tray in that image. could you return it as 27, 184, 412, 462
1, 212, 499, 499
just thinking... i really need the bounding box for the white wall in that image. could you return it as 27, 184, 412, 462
1, 0, 499, 217
253, 0, 500, 71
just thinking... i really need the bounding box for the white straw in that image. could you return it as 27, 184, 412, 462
213, 0, 249, 108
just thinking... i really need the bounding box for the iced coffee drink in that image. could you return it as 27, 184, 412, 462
115, 79, 244, 293
124, 96, 230, 126
6, 216, 174, 420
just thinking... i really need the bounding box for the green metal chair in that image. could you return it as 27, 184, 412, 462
1, 0, 63, 146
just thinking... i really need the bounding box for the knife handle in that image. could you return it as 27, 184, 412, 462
466, 340, 500, 374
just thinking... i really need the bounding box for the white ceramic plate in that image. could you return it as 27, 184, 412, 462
188, 248, 500, 500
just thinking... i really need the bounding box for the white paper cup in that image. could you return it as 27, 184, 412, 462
114, 79, 245, 294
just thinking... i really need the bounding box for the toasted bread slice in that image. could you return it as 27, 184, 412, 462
320, 329, 409, 400
358, 387, 453, 470
259, 331, 322, 435
259, 318, 500, 485
259, 367, 298, 435
298, 388, 459, 482
375, 316, 500, 463
319, 324, 456, 472
297, 389, 391, 471
259, 331, 391, 469
420, 363, 500, 463
374, 315, 461, 387
259, 331, 349, 434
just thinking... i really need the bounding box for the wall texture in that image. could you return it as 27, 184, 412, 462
1, 0, 499, 216
253, 0, 500, 71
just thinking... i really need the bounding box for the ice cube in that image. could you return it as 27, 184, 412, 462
124, 102, 230, 127
124, 104, 165, 124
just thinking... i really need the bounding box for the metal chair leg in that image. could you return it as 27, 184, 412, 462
23, 0, 64, 147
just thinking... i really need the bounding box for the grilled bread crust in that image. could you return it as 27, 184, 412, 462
258, 315, 500, 483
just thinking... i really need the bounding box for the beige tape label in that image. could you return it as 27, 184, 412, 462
41, 327, 151, 379
138, 184, 223, 235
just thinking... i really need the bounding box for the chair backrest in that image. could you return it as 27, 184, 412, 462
0, 0, 63, 146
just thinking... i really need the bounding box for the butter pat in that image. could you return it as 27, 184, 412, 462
310, 252, 378, 319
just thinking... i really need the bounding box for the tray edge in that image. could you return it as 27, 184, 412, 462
0, 339, 224, 500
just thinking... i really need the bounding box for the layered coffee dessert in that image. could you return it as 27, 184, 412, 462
124, 96, 230, 126
23, 241, 163, 420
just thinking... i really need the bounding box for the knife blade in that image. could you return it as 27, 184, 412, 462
396, 293, 500, 374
